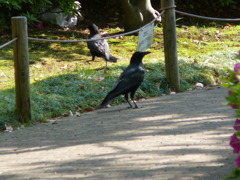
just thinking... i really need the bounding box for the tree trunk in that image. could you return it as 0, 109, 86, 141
121, 0, 160, 32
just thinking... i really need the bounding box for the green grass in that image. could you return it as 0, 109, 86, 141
0, 24, 240, 130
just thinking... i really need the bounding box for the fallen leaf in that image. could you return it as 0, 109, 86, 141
84, 107, 94, 112
83, 29, 89, 35
193, 82, 204, 89
94, 76, 104, 82
78, 85, 85, 89
76, 105, 83, 112
0, 72, 6, 77
194, 60, 198, 64
63, 113, 69, 117
39, 119, 48, 123
75, 112, 81, 117
181, 29, 189, 33
34, 64, 41, 68
223, 25, 230, 29
5, 124, 13, 132
114, 36, 123, 39
60, 64, 68, 70
226, 23, 232, 27
101, 31, 108, 36
198, 35, 205, 40
41, 61, 47, 65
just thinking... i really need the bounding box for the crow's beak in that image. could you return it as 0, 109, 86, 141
143, 51, 151, 55
136, 51, 151, 55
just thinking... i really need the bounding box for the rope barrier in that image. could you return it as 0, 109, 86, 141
28, 29, 139, 43
160, 5, 176, 11
2, 7, 239, 47
0, 37, 18, 50
176, 10, 240, 22
28, 6, 240, 44
28, 10, 166, 43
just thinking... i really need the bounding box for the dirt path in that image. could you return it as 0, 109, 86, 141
0, 87, 236, 180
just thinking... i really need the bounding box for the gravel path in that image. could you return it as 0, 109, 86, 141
0, 87, 236, 180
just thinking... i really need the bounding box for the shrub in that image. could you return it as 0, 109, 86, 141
0, 0, 75, 26
223, 62, 240, 178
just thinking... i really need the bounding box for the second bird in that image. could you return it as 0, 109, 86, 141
87, 23, 117, 67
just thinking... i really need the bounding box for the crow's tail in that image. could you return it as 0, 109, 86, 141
97, 93, 115, 109
107, 55, 117, 63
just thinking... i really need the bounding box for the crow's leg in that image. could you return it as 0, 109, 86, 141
105, 61, 108, 69
124, 94, 133, 108
130, 91, 138, 108
91, 55, 95, 61
86, 55, 95, 63
102, 61, 109, 73
132, 100, 138, 108
103, 58, 110, 70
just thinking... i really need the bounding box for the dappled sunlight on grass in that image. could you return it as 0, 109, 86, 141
0, 25, 240, 127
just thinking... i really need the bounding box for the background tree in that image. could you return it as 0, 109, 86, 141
120, 0, 161, 32
0, 0, 239, 31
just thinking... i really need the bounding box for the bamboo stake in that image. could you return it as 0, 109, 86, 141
11, 16, 31, 123
161, 0, 180, 92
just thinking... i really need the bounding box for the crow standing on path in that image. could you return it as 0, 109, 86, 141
87, 23, 117, 67
97, 51, 151, 109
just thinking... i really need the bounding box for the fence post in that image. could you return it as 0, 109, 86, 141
161, 0, 180, 92
11, 16, 31, 123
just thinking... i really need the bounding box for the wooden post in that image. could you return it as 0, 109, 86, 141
161, 0, 180, 92
11, 16, 31, 123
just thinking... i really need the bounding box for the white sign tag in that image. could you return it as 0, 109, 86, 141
137, 22, 154, 51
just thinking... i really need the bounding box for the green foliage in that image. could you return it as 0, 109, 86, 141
55, 0, 77, 14
219, 0, 236, 6
223, 168, 240, 179
231, 168, 240, 178
21, 11, 40, 24
0, 0, 75, 25
0, 120, 6, 131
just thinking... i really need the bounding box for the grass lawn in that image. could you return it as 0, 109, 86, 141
0, 24, 240, 130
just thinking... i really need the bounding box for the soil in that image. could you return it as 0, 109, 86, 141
0, 87, 236, 180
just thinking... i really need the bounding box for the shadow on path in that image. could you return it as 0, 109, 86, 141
0, 87, 235, 180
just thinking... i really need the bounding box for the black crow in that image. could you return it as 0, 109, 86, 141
97, 51, 151, 109
87, 23, 117, 66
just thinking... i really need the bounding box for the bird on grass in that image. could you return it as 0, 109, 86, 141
97, 51, 151, 109
87, 23, 117, 67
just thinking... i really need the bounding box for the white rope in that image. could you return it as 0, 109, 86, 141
176, 10, 240, 22
0, 37, 18, 50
